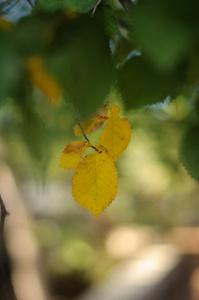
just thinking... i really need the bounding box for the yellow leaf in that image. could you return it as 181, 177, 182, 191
26, 56, 63, 104
74, 104, 109, 136
72, 149, 118, 217
59, 140, 91, 170
0, 18, 12, 31
99, 105, 132, 161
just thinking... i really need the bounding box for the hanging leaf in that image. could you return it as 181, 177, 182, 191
72, 147, 118, 217
100, 104, 132, 161
74, 103, 109, 136
59, 104, 131, 217
179, 125, 199, 181
59, 140, 91, 170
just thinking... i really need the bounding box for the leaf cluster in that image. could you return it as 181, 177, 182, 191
59, 104, 132, 217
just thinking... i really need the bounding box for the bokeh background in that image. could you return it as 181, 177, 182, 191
1, 90, 199, 300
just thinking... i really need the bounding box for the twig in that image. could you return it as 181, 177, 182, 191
0, 196, 18, 300
75, 113, 98, 152
92, 0, 107, 16
0, 196, 9, 235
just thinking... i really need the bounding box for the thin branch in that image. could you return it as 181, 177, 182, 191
0, 196, 18, 300
92, 0, 107, 16
0, 196, 9, 235
119, 0, 134, 14
75, 113, 98, 152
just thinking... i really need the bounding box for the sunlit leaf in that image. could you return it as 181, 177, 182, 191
180, 125, 199, 181
100, 104, 132, 161
72, 147, 118, 217
74, 104, 109, 136
59, 140, 91, 170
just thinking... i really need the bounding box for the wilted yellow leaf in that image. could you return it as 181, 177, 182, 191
26, 56, 63, 104
100, 104, 132, 161
74, 104, 109, 136
59, 140, 91, 170
72, 148, 118, 217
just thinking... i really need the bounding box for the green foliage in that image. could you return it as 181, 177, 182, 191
45, 14, 114, 118
0, 0, 199, 181
180, 125, 199, 181
117, 55, 186, 109
13, 13, 53, 56
0, 32, 21, 105
132, 0, 193, 72
33, 0, 97, 13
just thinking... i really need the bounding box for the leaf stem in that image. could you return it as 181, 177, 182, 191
75, 113, 98, 152
92, 0, 107, 16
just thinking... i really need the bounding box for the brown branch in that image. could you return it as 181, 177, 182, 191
0, 196, 9, 235
75, 113, 98, 152
0, 196, 18, 300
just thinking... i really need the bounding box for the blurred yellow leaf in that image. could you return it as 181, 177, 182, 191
26, 56, 63, 104
74, 104, 109, 136
72, 147, 118, 217
100, 104, 132, 161
0, 18, 12, 31
59, 140, 91, 170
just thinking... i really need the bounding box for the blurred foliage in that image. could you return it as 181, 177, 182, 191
180, 125, 199, 181
0, 0, 199, 182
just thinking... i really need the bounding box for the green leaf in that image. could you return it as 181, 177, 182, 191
132, 0, 193, 72
180, 125, 199, 181
95, 5, 118, 38
117, 55, 186, 109
13, 13, 53, 57
113, 36, 135, 65
34, 0, 97, 13
46, 15, 114, 118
